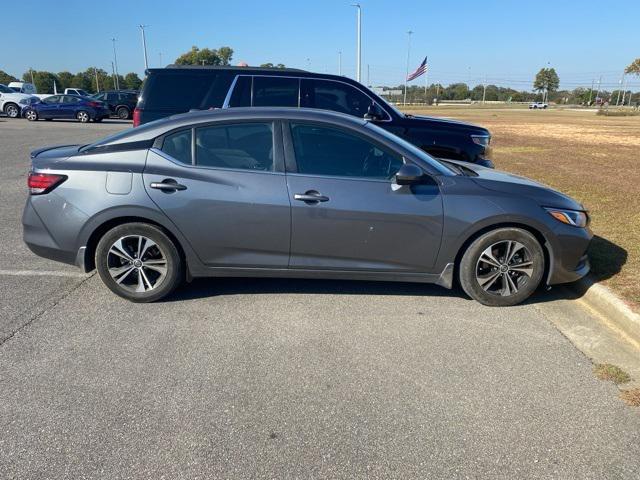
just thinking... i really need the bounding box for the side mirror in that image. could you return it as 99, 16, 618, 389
394, 164, 425, 185
364, 103, 384, 121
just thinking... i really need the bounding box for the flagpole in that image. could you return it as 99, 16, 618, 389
404, 30, 413, 106
424, 57, 428, 105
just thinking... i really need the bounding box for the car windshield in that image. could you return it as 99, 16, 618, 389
365, 123, 457, 176
0, 84, 14, 93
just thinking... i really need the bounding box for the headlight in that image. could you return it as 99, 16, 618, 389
545, 208, 588, 228
471, 134, 490, 147
19, 98, 30, 105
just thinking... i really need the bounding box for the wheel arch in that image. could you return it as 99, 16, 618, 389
452, 221, 553, 288
81, 215, 190, 277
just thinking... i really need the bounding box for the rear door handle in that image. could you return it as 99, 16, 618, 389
150, 179, 187, 192
294, 191, 329, 203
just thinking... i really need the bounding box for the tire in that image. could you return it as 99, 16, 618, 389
95, 223, 183, 303
459, 228, 545, 307
94, 117, 103, 123
116, 106, 130, 120
25, 109, 38, 121
76, 110, 90, 123
4, 103, 20, 118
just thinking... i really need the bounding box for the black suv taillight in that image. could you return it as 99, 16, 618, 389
133, 107, 141, 127
28, 172, 67, 195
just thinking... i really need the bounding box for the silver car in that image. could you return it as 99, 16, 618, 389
23, 108, 591, 306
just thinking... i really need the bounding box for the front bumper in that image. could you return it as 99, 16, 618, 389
546, 225, 593, 285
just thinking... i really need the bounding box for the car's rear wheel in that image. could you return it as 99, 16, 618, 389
4, 103, 20, 118
76, 111, 90, 123
95, 223, 183, 302
25, 109, 38, 121
116, 106, 130, 120
459, 228, 545, 306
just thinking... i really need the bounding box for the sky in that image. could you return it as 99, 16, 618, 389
2, 0, 639, 91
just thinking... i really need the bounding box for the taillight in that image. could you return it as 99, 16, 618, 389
87, 101, 101, 108
133, 107, 141, 127
28, 172, 67, 195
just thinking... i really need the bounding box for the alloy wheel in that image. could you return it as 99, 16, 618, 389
107, 235, 168, 293
6, 105, 19, 118
77, 111, 89, 123
25, 110, 37, 121
475, 240, 534, 297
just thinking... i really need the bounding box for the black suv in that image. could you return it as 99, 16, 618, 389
92, 90, 138, 120
135, 66, 492, 166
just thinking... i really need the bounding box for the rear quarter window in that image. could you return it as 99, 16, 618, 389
142, 72, 232, 111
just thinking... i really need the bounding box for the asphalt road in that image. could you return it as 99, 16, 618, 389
1, 117, 639, 479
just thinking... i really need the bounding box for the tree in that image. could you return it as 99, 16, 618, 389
174, 46, 234, 66
0, 70, 18, 85
56, 71, 75, 91
123, 72, 143, 90
625, 58, 640, 76
22, 70, 58, 94
260, 63, 286, 68
533, 68, 560, 99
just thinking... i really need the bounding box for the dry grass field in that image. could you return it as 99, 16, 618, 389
405, 106, 640, 310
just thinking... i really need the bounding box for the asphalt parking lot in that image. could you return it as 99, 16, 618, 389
1, 118, 639, 478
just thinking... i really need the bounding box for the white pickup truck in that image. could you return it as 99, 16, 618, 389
0, 83, 37, 118
528, 102, 548, 109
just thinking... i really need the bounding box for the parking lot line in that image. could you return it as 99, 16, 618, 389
0, 269, 87, 278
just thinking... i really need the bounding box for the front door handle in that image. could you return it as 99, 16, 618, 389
150, 179, 187, 192
294, 191, 329, 204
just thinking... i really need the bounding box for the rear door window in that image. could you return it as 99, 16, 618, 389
195, 123, 274, 171
300, 79, 373, 118
252, 77, 299, 107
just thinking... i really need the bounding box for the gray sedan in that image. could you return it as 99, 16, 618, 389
22, 108, 591, 306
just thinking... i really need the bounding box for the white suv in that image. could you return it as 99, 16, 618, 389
0, 84, 36, 118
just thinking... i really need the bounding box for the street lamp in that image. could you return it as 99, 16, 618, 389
139, 25, 150, 70
111, 38, 119, 90
351, 4, 361, 82
403, 30, 413, 105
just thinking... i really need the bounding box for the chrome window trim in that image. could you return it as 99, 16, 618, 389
222, 74, 393, 122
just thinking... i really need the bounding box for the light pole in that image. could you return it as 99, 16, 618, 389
139, 25, 149, 70
158, 52, 163, 67
351, 4, 361, 82
403, 30, 413, 106
111, 38, 120, 90
338, 51, 342, 76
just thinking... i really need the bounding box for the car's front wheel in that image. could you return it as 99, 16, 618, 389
95, 223, 183, 302
459, 227, 545, 306
25, 109, 38, 121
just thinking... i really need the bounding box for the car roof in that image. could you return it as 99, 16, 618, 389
98, 107, 368, 145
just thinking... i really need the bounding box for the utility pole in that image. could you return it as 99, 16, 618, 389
29, 68, 34, 85
403, 30, 413, 106
616, 73, 623, 106
139, 25, 149, 71
351, 4, 362, 82
595, 76, 602, 104
338, 51, 342, 76
588, 79, 594, 105
621, 76, 627, 106
482, 75, 487, 104
111, 38, 120, 90
111, 61, 117, 90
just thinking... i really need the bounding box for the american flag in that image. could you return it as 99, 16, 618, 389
407, 56, 428, 81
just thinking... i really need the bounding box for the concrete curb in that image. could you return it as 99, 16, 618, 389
571, 277, 640, 348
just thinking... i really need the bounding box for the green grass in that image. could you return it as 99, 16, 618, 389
594, 364, 632, 384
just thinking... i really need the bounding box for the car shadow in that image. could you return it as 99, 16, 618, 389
525, 234, 628, 305
163, 234, 627, 306
164, 276, 461, 303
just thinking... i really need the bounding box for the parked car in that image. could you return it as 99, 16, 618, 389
92, 90, 138, 119
135, 66, 494, 167
8, 81, 37, 94
0, 83, 37, 118
22, 94, 110, 123
23, 107, 591, 306
529, 102, 548, 109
